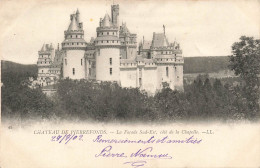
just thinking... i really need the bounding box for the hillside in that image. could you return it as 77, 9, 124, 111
1, 60, 37, 75
184, 56, 230, 74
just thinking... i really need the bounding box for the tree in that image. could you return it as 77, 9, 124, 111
229, 36, 260, 118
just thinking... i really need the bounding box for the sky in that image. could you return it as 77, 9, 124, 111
0, 0, 259, 64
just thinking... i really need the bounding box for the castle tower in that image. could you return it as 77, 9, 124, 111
150, 28, 184, 91
37, 44, 55, 86
119, 22, 137, 59
95, 13, 121, 82
111, 4, 119, 27
62, 10, 87, 79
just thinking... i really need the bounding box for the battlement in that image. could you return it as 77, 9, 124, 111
38, 50, 52, 55
64, 30, 84, 35
96, 27, 118, 32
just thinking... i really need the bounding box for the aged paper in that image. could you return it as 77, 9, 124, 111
1, 0, 260, 167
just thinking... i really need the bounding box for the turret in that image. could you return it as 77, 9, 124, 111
62, 10, 86, 79
37, 43, 55, 86
111, 4, 119, 27
95, 12, 121, 82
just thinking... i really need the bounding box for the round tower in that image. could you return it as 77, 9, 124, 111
95, 13, 121, 82
62, 10, 87, 79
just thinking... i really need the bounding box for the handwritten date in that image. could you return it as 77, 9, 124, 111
51, 134, 83, 144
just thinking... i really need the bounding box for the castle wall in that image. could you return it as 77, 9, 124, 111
120, 68, 137, 88
156, 64, 175, 90
96, 48, 120, 82
174, 65, 183, 90
142, 67, 157, 93
63, 50, 85, 79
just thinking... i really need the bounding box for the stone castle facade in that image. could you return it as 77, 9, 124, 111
36, 5, 184, 94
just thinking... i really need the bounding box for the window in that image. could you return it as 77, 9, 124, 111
107, 40, 109, 43
110, 58, 112, 65
65, 59, 67, 65
110, 68, 112, 75
81, 59, 83, 65
72, 68, 75, 75
42, 70, 43, 73
139, 78, 142, 87
166, 67, 169, 77
76, 35, 77, 38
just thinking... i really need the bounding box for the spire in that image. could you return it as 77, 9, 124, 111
68, 15, 79, 31
163, 25, 165, 35
76, 8, 80, 23
41, 44, 46, 51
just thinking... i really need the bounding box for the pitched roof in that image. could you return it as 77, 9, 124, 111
142, 41, 151, 50
120, 23, 130, 34
152, 33, 169, 47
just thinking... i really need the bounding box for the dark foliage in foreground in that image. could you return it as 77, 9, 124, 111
50, 77, 256, 122
1, 72, 258, 122
1, 71, 53, 119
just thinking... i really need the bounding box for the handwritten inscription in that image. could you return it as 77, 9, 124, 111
95, 145, 172, 159
51, 134, 83, 144
47, 132, 203, 167
124, 161, 147, 168
93, 135, 202, 144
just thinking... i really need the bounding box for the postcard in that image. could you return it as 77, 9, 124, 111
0, 0, 260, 167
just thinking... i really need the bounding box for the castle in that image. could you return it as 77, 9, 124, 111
36, 5, 184, 94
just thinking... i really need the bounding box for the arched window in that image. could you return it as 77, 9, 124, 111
72, 68, 75, 75
166, 67, 169, 77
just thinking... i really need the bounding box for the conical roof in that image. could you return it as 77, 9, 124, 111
68, 15, 79, 31
102, 13, 112, 27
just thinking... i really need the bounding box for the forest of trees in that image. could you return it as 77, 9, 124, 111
184, 56, 229, 74
1, 36, 259, 122
1, 74, 257, 122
